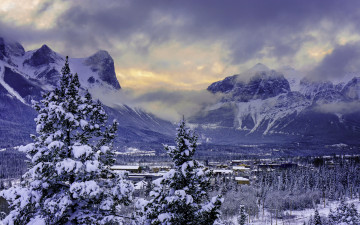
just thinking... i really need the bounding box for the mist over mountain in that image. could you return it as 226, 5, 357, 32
190, 63, 360, 146
0, 37, 359, 154
0, 37, 174, 149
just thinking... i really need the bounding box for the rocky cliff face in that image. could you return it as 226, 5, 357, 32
1, 36, 359, 150
208, 64, 290, 102
24, 44, 62, 67
342, 77, 360, 100
191, 64, 360, 145
84, 50, 121, 90
0, 37, 25, 61
0, 37, 173, 149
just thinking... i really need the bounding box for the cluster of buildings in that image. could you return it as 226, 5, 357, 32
110, 159, 300, 190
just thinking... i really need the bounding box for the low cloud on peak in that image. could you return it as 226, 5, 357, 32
90, 87, 220, 122
2, 0, 360, 90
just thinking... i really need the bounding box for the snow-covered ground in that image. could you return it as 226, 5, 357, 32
228, 198, 360, 225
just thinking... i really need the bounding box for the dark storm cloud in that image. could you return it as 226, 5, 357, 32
47, 0, 360, 63
309, 42, 360, 80
0, 21, 45, 44
2, 0, 360, 69
0, 0, 61, 47
53, 0, 170, 55
2, 0, 360, 120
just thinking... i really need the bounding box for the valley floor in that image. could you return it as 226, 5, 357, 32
227, 198, 360, 225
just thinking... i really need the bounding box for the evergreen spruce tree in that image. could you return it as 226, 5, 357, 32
328, 201, 360, 224
313, 209, 322, 225
328, 208, 337, 224
237, 205, 247, 225
140, 119, 223, 225
0, 57, 133, 224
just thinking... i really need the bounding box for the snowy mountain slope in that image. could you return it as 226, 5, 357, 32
2, 35, 359, 149
235, 91, 310, 135
191, 64, 360, 145
0, 79, 37, 147
299, 79, 335, 100
0, 37, 173, 149
13, 44, 120, 92
208, 68, 291, 102
342, 77, 360, 100
0, 63, 27, 104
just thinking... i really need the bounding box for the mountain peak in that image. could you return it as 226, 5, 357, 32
94, 50, 111, 58
84, 50, 121, 90
39, 44, 53, 53
208, 69, 290, 102
0, 37, 25, 59
24, 44, 61, 67
341, 76, 360, 100
86, 50, 112, 63
248, 63, 270, 73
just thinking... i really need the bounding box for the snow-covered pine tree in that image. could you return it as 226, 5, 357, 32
139, 119, 223, 225
328, 208, 336, 224
313, 209, 322, 225
328, 201, 360, 224
237, 205, 247, 225
1, 56, 133, 225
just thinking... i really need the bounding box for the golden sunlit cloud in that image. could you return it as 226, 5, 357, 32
308, 47, 333, 59
336, 29, 360, 45
114, 40, 237, 90
0, 0, 70, 29
1, 1, 360, 91
117, 68, 226, 91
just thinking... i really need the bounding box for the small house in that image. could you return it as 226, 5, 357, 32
151, 166, 171, 173
212, 169, 233, 176
232, 166, 250, 173
235, 177, 250, 185
110, 165, 141, 173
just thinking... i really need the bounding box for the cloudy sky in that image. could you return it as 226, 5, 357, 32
2, 0, 360, 91
1, 0, 360, 120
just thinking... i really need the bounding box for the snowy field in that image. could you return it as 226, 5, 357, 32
227, 198, 360, 225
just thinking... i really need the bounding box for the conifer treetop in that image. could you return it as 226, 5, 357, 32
166, 119, 197, 168
1, 56, 133, 225
140, 119, 222, 225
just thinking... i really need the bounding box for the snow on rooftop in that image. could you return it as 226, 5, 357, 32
110, 165, 140, 170
235, 177, 249, 181
232, 166, 250, 170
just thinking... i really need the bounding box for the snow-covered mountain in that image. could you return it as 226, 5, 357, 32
191, 64, 360, 145
0, 37, 173, 149
208, 65, 290, 102
2, 36, 359, 151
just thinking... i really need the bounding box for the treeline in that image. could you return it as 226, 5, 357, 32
0, 150, 26, 179
205, 155, 360, 223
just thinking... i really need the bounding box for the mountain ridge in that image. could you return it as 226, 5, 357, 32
1, 36, 359, 151
190, 64, 360, 146
0, 37, 174, 149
